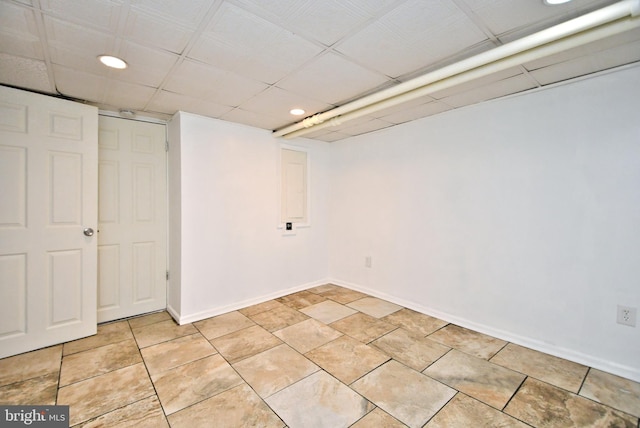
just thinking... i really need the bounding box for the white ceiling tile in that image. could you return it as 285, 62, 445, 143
189, 2, 322, 84
0, 1, 39, 37
461, 0, 614, 37
39, 0, 122, 32
116, 41, 179, 87
0, 53, 53, 92
164, 59, 269, 107
48, 46, 109, 76
220, 107, 285, 130
238, 86, 333, 124
0, 32, 43, 59
529, 40, 640, 86
337, 117, 395, 136
52, 64, 106, 101
277, 52, 390, 105
146, 90, 234, 117
375, 100, 453, 124
123, 9, 193, 54
440, 73, 536, 107
103, 80, 156, 109
280, 0, 378, 46
44, 16, 115, 56
336, 0, 487, 77
130, 0, 213, 28
236, 0, 404, 46
311, 131, 351, 142
0, 4, 43, 60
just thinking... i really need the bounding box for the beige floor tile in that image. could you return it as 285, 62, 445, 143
238, 299, 286, 317
63, 322, 132, 356
79, 396, 169, 428
277, 290, 326, 309
424, 349, 524, 409
141, 333, 216, 375
301, 300, 358, 324
331, 313, 398, 344
168, 384, 285, 428
579, 368, 640, 418
57, 363, 155, 426
382, 308, 448, 336
425, 393, 529, 428
427, 324, 507, 359
266, 370, 374, 428
0, 372, 58, 405
347, 297, 403, 318
274, 318, 342, 353
307, 283, 342, 294
248, 305, 309, 332
194, 311, 255, 339
127, 311, 172, 329
151, 353, 243, 415
232, 344, 319, 398
0, 345, 61, 386
505, 377, 638, 428
60, 338, 142, 386
350, 407, 408, 427
306, 335, 390, 385
352, 360, 456, 428
211, 325, 282, 363
321, 287, 369, 304
132, 319, 198, 348
490, 343, 588, 392
372, 328, 449, 371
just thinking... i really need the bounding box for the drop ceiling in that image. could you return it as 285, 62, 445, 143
1, 0, 639, 141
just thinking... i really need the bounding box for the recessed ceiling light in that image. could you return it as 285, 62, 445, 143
543, 0, 572, 5
98, 55, 128, 69
290, 108, 305, 116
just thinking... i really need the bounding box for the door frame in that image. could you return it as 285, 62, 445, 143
97, 112, 170, 323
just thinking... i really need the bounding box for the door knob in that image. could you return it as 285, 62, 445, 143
83, 228, 94, 237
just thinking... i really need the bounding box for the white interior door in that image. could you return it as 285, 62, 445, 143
0, 85, 98, 359
97, 116, 167, 322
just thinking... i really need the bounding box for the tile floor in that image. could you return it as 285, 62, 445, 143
1, 284, 639, 427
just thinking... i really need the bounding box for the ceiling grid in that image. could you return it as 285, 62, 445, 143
0, 0, 638, 141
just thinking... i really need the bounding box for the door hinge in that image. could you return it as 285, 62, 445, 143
166, 270, 169, 280
165, 141, 169, 152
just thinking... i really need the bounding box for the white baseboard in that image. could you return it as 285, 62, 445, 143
328, 278, 640, 383
172, 278, 330, 325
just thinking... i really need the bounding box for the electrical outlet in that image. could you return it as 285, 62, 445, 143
365, 256, 372, 268
617, 305, 637, 327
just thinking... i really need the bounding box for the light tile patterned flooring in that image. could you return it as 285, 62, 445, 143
1, 284, 639, 427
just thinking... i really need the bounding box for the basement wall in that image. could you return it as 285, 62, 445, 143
328, 64, 640, 381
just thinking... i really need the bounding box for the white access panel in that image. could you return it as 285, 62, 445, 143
0, 85, 98, 359
97, 116, 167, 322
281, 147, 308, 225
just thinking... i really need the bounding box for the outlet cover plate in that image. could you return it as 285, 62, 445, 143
617, 305, 637, 327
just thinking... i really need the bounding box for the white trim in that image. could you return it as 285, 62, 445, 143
172, 278, 328, 325
277, 143, 311, 229
328, 278, 640, 383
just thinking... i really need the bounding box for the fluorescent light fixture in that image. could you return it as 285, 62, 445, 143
544, 0, 573, 5
98, 55, 127, 69
290, 108, 305, 116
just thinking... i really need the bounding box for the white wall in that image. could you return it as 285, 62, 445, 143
168, 112, 330, 323
328, 65, 640, 381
